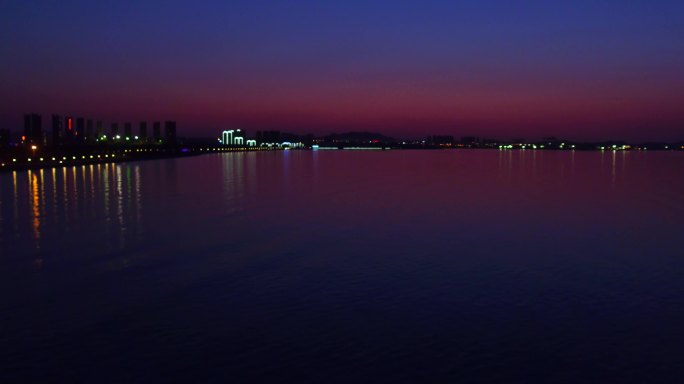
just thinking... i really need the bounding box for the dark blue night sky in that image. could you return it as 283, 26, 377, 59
2, 0, 683, 140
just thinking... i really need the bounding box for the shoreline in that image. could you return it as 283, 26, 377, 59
0, 145, 271, 173
3, 144, 683, 173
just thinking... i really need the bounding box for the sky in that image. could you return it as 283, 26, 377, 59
1, 0, 683, 141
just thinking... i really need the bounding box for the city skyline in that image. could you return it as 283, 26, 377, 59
1, 1, 683, 141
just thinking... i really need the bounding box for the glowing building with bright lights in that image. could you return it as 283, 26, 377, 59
221, 129, 246, 146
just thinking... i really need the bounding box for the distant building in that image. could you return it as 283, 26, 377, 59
460, 136, 480, 147
65, 116, 75, 142
221, 129, 246, 146
23, 113, 42, 145
95, 121, 104, 139
0, 129, 10, 148
111, 122, 119, 137
256, 130, 280, 145
153, 122, 161, 142
164, 121, 177, 144
139, 122, 148, 141
234, 129, 244, 145
427, 135, 455, 146
86, 119, 94, 142
51, 114, 63, 146
76, 117, 85, 140
124, 122, 132, 139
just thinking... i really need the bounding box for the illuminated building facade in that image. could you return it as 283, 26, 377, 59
221, 129, 246, 146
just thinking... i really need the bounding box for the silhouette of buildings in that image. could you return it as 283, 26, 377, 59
76, 117, 85, 139
86, 119, 94, 142
460, 136, 480, 147
256, 130, 280, 145
23, 113, 42, 145
427, 135, 455, 146
51, 114, 63, 146
64, 116, 76, 142
153, 122, 161, 142
95, 121, 104, 139
164, 121, 177, 144
9, 113, 182, 150
139, 122, 148, 142
0, 129, 9, 148
124, 122, 132, 139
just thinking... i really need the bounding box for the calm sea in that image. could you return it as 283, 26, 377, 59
1, 150, 683, 383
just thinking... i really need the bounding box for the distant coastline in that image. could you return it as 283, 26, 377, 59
3, 113, 683, 173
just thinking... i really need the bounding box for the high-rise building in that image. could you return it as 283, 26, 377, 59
95, 121, 103, 139
86, 119, 94, 142
75, 118, 85, 143
0, 129, 10, 148
64, 116, 75, 142
124, 122, 132, 139
153, 122, 161, 143
51, 114, 63, 146
164, 121, 177, 145
139, 122, 148, 141
111, 123, 119, 137
23, 113, 42, 145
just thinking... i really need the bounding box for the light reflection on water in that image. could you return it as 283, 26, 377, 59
1, 162, 149, 255
0, 151, 683, 382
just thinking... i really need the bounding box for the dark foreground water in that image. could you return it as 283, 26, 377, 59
1, 150, 683, 383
